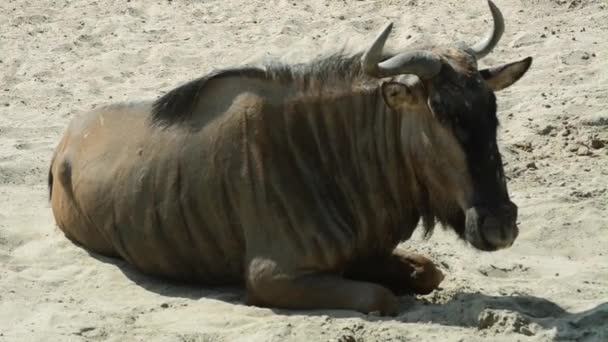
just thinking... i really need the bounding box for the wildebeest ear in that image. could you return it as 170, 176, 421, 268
480, 56, 533, 91
381, 82, 418, 110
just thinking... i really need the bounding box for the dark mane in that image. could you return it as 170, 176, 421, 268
150, 67, 266, 124
151, 51, 395, 124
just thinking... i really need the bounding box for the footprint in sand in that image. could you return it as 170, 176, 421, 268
477, 263, 531, 278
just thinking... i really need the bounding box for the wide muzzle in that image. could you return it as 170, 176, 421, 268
464, 202, 518, 251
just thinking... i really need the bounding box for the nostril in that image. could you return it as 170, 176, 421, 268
477, 212, 487, 228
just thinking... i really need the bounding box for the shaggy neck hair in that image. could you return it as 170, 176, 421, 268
151, 51, 456, 239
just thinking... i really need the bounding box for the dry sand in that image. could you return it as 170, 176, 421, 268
1, 0, 607, 341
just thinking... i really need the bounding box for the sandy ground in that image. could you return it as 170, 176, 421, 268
1, 0, 607, 341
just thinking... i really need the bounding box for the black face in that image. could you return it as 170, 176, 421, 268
426, 59, 519, 251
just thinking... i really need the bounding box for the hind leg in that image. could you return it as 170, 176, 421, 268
344, 248, 445, 295
49, 155, 119, 258
51, 189, 119, 258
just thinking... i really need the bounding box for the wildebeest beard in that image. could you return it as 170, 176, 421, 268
411, 166, 467, 240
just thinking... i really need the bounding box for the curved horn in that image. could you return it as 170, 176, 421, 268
362, 22, 441, 79
376, 51, 441, 79
361, 22, 394, 76
469, 0, 505, 59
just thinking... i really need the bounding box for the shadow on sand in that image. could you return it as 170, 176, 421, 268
89, 251, 607, 341
87, 251, 247, 303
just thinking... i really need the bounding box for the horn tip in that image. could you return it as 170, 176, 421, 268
381, 22, 394, 36
487, 0, 503, 21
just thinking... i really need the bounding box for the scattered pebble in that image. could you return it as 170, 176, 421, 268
337, 335, 357, 342
74, 327, 96, 336
577, 146, 591, 156
538, 125, 556, 135
591, 139, 605, 149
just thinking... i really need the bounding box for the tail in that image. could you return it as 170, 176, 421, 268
48, 152, 57, 201
48, 167, 54, 201
48, 150, 74, 203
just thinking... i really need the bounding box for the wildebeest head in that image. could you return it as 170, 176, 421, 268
362, 0, 531, 251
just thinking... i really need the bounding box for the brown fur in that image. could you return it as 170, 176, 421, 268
49, 46, 531, 315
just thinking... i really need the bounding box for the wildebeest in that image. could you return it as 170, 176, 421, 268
48, 0, 532, 315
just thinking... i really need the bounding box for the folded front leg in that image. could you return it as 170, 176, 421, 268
245, 257, 399, 316
344, 249, 445, 296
